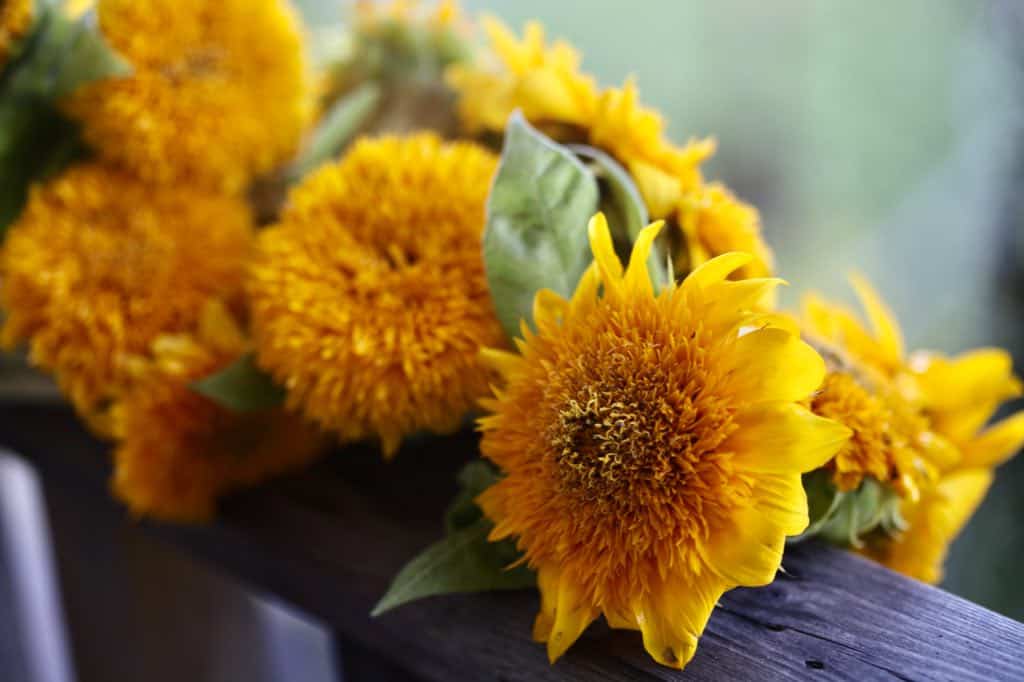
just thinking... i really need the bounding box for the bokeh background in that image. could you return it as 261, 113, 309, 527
432, 0, 1024, 619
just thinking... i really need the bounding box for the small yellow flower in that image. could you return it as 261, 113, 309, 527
446, 17, 599, 136
0, 163, 253, 431
678, 182, 774, 280
63, 0, 313, 193
249, 134, 505, 457
448, 21, 774, 279
478, 213, 849, 669
804, 277, 1024, 582
0, 0, 33, 69
809, 371, 933, 497
112, 302, 324, 522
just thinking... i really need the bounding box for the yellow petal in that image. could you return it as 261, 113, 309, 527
681, 251, 752, 294
569, 262, 600, 315
726, 402, 851, 474
480, 348, 524, 378
532, 565, 559, 642
883, 468, 993, 584
623, 220, 664, 296
849, 273, 904, 364
545, 572, 599, 663
912, 349, 1020, 413
637, 572, 725, 669
533, 288, 568, 331
964, 412, 1024, 469
701, 501, 787, 587
629, 160, 682, 219
750, 473, 810, 536
701, 278, 787, 334
723, 328, 825, 403
587, 212, 622, 285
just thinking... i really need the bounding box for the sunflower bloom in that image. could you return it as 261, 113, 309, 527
112, 302, 324, 522
446, 17, 599, 136
804, 277, 1024, 582
249, 134, 505, 457
0, 0, 33, 68
0, 163, 253, 430
478, 214, 850, 668
448, 22, 774, 279
63, 0, 312, 193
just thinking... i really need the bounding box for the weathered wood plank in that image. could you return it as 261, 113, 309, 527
2, 404, 1023, 681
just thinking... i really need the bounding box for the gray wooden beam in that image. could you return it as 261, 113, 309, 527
3, 405, 1023, 681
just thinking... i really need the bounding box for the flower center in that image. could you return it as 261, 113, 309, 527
546, 334, 737, 517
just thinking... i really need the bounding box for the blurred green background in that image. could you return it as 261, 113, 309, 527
305, 0, 1024, 617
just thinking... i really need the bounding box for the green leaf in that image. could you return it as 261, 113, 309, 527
484, 111, 599, 339
793, 469, 844, 542
52, 13, 131, 97
371, 517, 535, 616
812, 478, 904, 547
444, 461, 501, 533
191, 354, 286, 412
569, 144, 668, 289
288, 82, 381, 181
0, 6, 129, 237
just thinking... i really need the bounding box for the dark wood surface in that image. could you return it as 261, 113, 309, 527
2, 404, 1023, 681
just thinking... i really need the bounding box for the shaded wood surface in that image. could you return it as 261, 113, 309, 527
2, 404, 1023, 681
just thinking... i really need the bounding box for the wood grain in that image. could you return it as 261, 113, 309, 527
2, 404, 1023, 681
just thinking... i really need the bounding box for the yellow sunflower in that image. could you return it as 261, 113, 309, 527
0, 162, 253, 431
478, 213, 850, 668
0, 0, 33, 69
447, 21, 774, 280
112, 301, 325, 522
249, 134, 505, 457
63, 0, 312, 193
803, 277, 1024, 582
446, 17, 599, 136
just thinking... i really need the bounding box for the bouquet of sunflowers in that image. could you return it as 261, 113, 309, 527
2, 0, 1022, 671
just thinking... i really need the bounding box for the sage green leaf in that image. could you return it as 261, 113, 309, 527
191, 354, 286, 412
444, 461, 501, 533
793, 469, 844, 542
371, 517, 535, 616
288, 82, 381, 181
484, 111, 599, 339
813, 478, 905, 547
51, 13, 131, 97
569, 144, 668, 289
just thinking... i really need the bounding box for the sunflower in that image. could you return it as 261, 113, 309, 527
0, 0, 33, 69
0, 163, 253, 431
803, 277, 1024, 582
112, 301, 325, 522
876, 348, 1024, 582
447, 21, 774, 280
63, 0, 312, 193
477, 213, 850, 668
249, 134, 505, 457
445, 17, 599, 136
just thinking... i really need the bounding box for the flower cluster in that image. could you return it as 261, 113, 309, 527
0, 1, 1021, 673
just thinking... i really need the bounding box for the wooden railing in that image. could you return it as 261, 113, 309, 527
4, 404, 1023, 681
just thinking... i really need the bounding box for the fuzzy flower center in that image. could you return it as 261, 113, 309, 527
544, 325, 741, 525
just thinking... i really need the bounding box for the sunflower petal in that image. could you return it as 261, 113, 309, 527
623, 220, 664, 295
849, 274, 904, 364
545, 573, 599, 662
726, 402, 851, 474
964, 412, 1024, 469
681, 251, 752, 294
587, 212, 623, 285
701, 503, 787, 587
724, 328, 825, 403
637, 572, 724, 669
